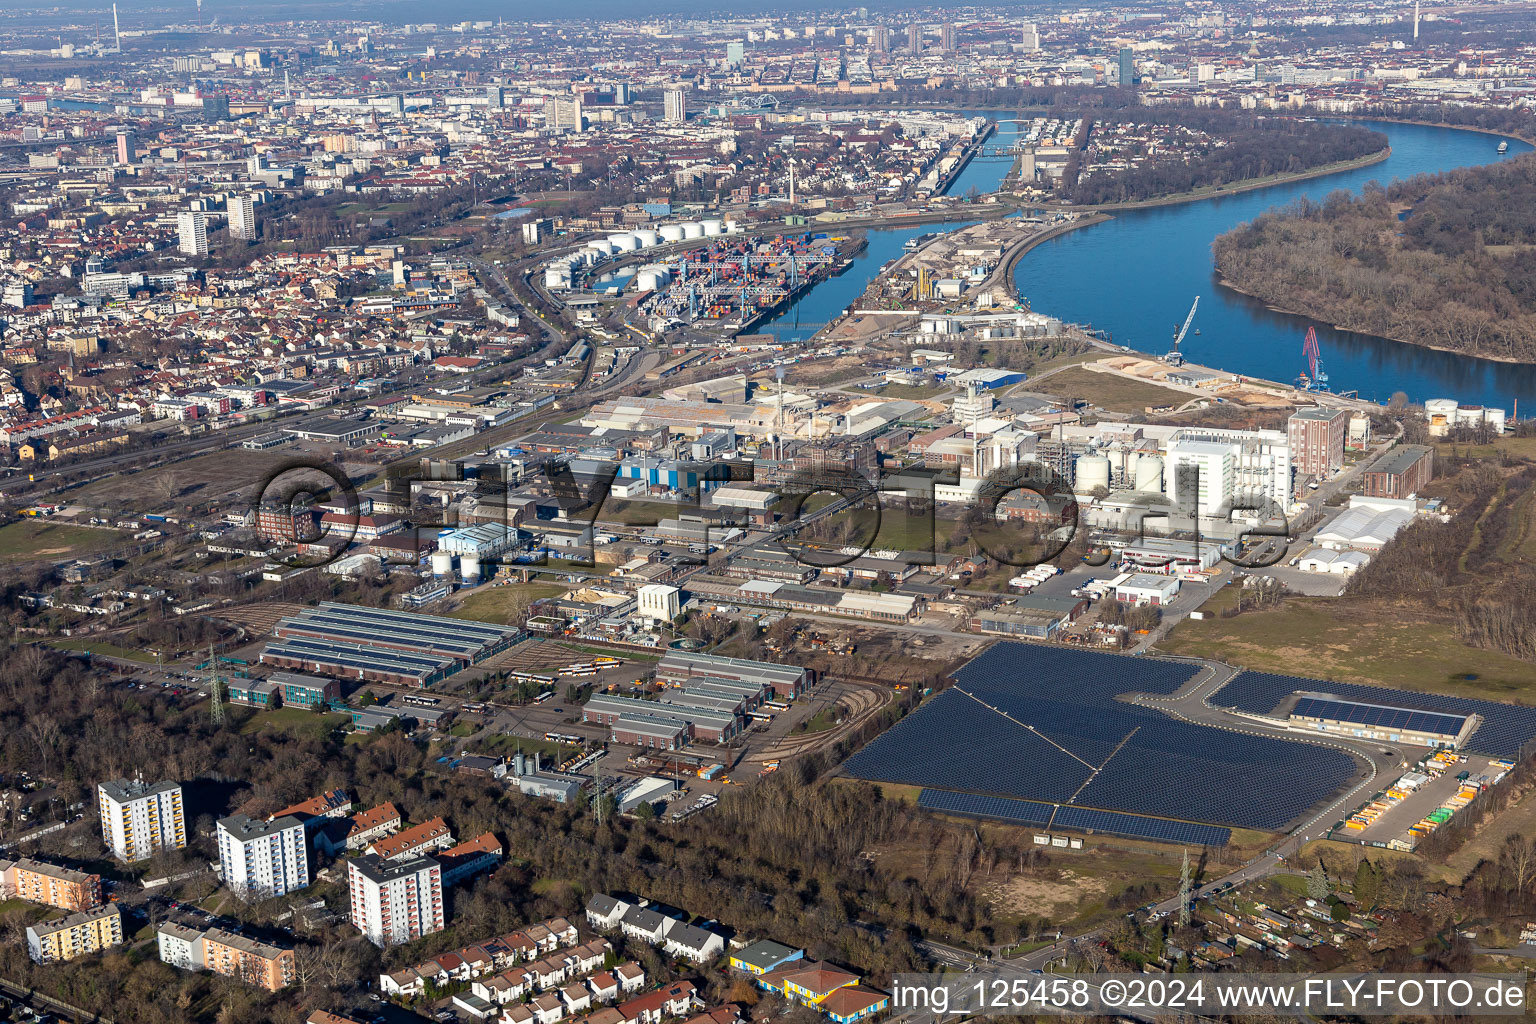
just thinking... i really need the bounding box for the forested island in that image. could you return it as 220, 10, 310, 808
1213, 153, 1536, 362
1062, 116, 1387, 205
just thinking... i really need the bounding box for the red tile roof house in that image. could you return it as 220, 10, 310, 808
619, 981, 700, 1024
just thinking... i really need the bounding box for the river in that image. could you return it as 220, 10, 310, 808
763, 118, 1533, 408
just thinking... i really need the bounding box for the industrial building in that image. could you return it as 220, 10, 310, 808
1314, 498, 1415, 551
584, 692, 741, 744
1286, 695, 1478, 749
656, 651, 809, 699
1363, 445, 1434, 500
1287, 406, 1349, 484
260, 602, 522, 687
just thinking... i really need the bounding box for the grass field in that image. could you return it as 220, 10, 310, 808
476, 734, 580, 763
874, 383, 946, 401
449, 583, 568, 626
1159, 592, 1536, 701
74, 448, 307, 512
50, 639, 157, 663
1031, 366, 1189, 414
597, 499, 685, 526
237, 707, 348, 740
0, 520, 120, 563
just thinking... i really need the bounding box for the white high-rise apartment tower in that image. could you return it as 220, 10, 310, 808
177, 210, 208, 257
226, 195, 257, 240
97, 778, 185, 862
216, 814, 309, 899
663, 89, 687, 123
347, 854, 444, 947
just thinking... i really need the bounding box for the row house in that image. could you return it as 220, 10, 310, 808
378, 915, 581, 997
588, 895, 727, 964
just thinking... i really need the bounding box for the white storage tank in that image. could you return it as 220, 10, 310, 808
586, 239, 615, 256
431, 551, 456, 577
723, 218, 740, 234
608, 232, 640, 252
635, 266, 672, 292
659, 223, 686, 243
701, 218, 724, 236
1125, 451, 1142, 488
543, 267, 571, 290
632, 228, 660, 248
460, 554, 482, 583
1076, 454, 1111, 495
1135, 454, 1164, 494
681, 221, 705, 239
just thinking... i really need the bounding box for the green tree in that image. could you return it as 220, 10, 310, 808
1353, 859, 1380, 911
1307, 863, 1330, 902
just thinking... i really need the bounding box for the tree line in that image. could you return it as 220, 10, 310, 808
1214, 154, 1536, 362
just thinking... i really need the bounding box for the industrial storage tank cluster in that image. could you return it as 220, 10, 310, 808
546, 219, 742, 291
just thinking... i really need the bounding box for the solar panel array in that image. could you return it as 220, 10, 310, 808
1213, 672, 1536, 759
1290, 697, 1468, 738
843, 644, 1358, 832
916, 790, 1232, 847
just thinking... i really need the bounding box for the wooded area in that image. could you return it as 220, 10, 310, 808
1065, 118, 1386, 205
1214, 154, 1536, 361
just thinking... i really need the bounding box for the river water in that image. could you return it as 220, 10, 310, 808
763, 118, 1533, 408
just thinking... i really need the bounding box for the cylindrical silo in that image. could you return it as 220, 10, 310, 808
1136, 454, 1164, 494
460, 554, 482, 583
586, 239, 615, 256
681, 221, 705, 239
608, 232, 639, 251
701, 218, 724, 236
659, 224, 686, 243
431, 551, 455, 576
1076, 454, 1111, 494
632, 228, 660, 248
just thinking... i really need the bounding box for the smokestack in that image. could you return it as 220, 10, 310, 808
1413, 0, 1420, 40
112, 3, 120, 52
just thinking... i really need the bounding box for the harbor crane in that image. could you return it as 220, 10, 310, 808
1165, 295, 1198, 366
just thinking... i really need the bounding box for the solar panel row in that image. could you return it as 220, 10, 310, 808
1291, 697, 1467, 738
1214, 672, 1536, 759
843, 645, 1358, 831
915, 790, 1232, 847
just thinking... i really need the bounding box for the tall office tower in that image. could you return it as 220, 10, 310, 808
347, 854, 445, 947
726, 40, 745, 66
941, 22, 955, 51
663, 89, 687, 123
486, 84, 505, 109
1020, 23, 1040, 51
227, 195, 257, 240
543, 96, 584, 130
246, 153, 264, 177
97, 778, 185, 862
216, 814, 309, 899
870, 25, 888, 52
613, 82, 632, 104
115, 131, 135, 164
908, 23, 922, 52
176, 211, 208, 257
1118, 47, 1136, 87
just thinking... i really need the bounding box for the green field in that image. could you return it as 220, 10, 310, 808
1032, 366, 1189, 415
237, 707, 348, 740
50, 639, 157, 663
0, 520, 120, 562
449, 582, 568, 625
1159, 591, 1536, 701
597, 499, 683, 526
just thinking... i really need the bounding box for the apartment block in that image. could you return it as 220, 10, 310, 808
217, 814, 309, 899
27, 905, 122, 963
347, 853, 445, 947
0, 858, 103, 911
157, 921, 296, 991
97, 777, 186, 862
